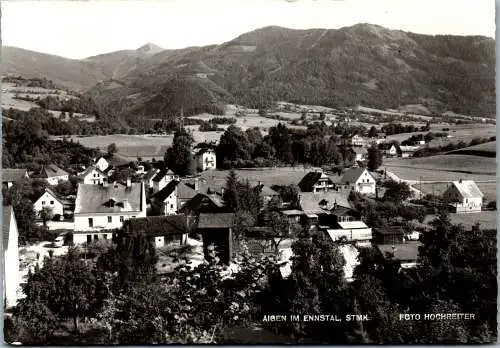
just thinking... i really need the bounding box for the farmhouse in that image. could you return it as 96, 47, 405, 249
121, 215, 189, 248
79, 165, 108, 185
398, 145, 420, 158
353, 147, 368, 162
94, 157, 110, 172
3, 206, 19, 308
254, 183, 279, 204
379, 143, 397, 157
194, 148, 217, 171
32, 164, 69, 185
342, 134, 366, 147
2, 168, 29, 188
151, 180, 180, 215
340, 168, 376, 194
33, 187, 70, 218
73, 180, 147, 243
198, 213, 235, 265
298, 171, 337, 193
144, 168, 160, 190
152, 169, 179, 193
179, 193, 226, 215
442, 180, 483, 213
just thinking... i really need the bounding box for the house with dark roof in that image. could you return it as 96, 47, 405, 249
3, 205, 19, 308
398, 145, 420, 158
152, 169, 179, 193
33, 164, 69, 185
151, 180, 180, 215
340, 167, 376, 194
144, 168, 160, 190
33, 187, 72, 218
377, 242, 421, 269
177, 176, 225, 209
379, 143, 398, 157
73, 180, 147, 244
197, 213, 235, 264
2, 168, 29, 188
298, 171, 337, 193
442, 180, 484, 213
253, 183, 279, 204
179, 193, 226, 215
78, 165, 108, 185
373, 226, 405, 245
121, 215, 189, 248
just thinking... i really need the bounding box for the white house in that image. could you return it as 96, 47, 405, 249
399, 146, 420, 158
298, 171, 337, 193
442, 180, 483, 213
152, 169, 179, 193
79, 165, 108, 185
379, 144, 398, 157
342, 134, 366, 147
73, 180, 147, 244
33, 188, 65, 217
95, 157, 110, 172
151, 180, 179, 215
194, 148, 217, 171
33, 164, 69, 185
3, 205, 19, 308
353, 147, 368, 162
340, 168, 376, 194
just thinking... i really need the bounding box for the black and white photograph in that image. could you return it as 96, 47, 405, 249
1, 0, 497, 344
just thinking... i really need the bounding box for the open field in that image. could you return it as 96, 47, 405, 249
385, 123, 496, 146
2, 82, 95, 122
424, 212, 497, 231
383, 155, 496, 182
200, 166, 320, 187
447, 141, 496, 157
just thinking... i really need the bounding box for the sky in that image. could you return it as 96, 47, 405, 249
1, 0, 495, 59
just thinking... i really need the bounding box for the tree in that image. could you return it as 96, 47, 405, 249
383, 180, 411, 203
164, 127, 194, 176
223, 170, 240, 212
40, 206, 54, 226
368, 126, 378, 138
107, 143, 118, 156
367, 147, 383, 171
18, 247, 100, 333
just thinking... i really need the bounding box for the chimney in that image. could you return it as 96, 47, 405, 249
126, 177, 131, 188
113, 181, 118, 189
458, 178, 463, 184
194, 177, 199, 191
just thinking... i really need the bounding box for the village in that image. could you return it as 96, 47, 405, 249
3, 127, 493, 311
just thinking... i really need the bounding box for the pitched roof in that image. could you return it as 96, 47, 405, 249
179, 193, 225, 214
399, 145, 420, 152
177, 181, 198, 200
3, 205, 13, 248
298, 171, 335, 192
2, 168, 28, 183
194, 147, 216, 156
198, 213, 235, 229
78, 165, 108, 178
123, 215, 188, 237
37, 164, 68, 178
74, 182, 143, 214
153, 180, 180, 202
450, 180, 484, 198
36, 187, 69, 205
340, 167, 371, 184
152, 169, 176, 182
144, 168, 160, 181
254, 184, 278, 197
299, 191, 351, 215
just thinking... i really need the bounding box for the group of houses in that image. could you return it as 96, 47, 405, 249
340, 133, 424, 159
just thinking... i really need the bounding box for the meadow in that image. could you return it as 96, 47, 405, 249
423, 212, 497, 231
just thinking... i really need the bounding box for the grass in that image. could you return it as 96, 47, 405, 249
200, 166, 320, 187
383, 155, 496, 182
417, 182, 496, 203
423, 212, 497, 231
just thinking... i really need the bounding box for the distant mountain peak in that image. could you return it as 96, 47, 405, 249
136, 43, 163, 54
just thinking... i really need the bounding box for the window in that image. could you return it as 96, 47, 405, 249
88, 218, 93, 227
103, 234, 108, 240
93, 173, 96, 178
42, 201, 45, 205
87, 235, 92, 243
120, 216, 124, 222
94, 235, 99, 241
107, 216, 112, 223
50, 200, 54, 205
132, 216, 136, 218
170, 204, 174, 209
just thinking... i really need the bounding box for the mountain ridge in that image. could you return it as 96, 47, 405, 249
3, 24, 495, 119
